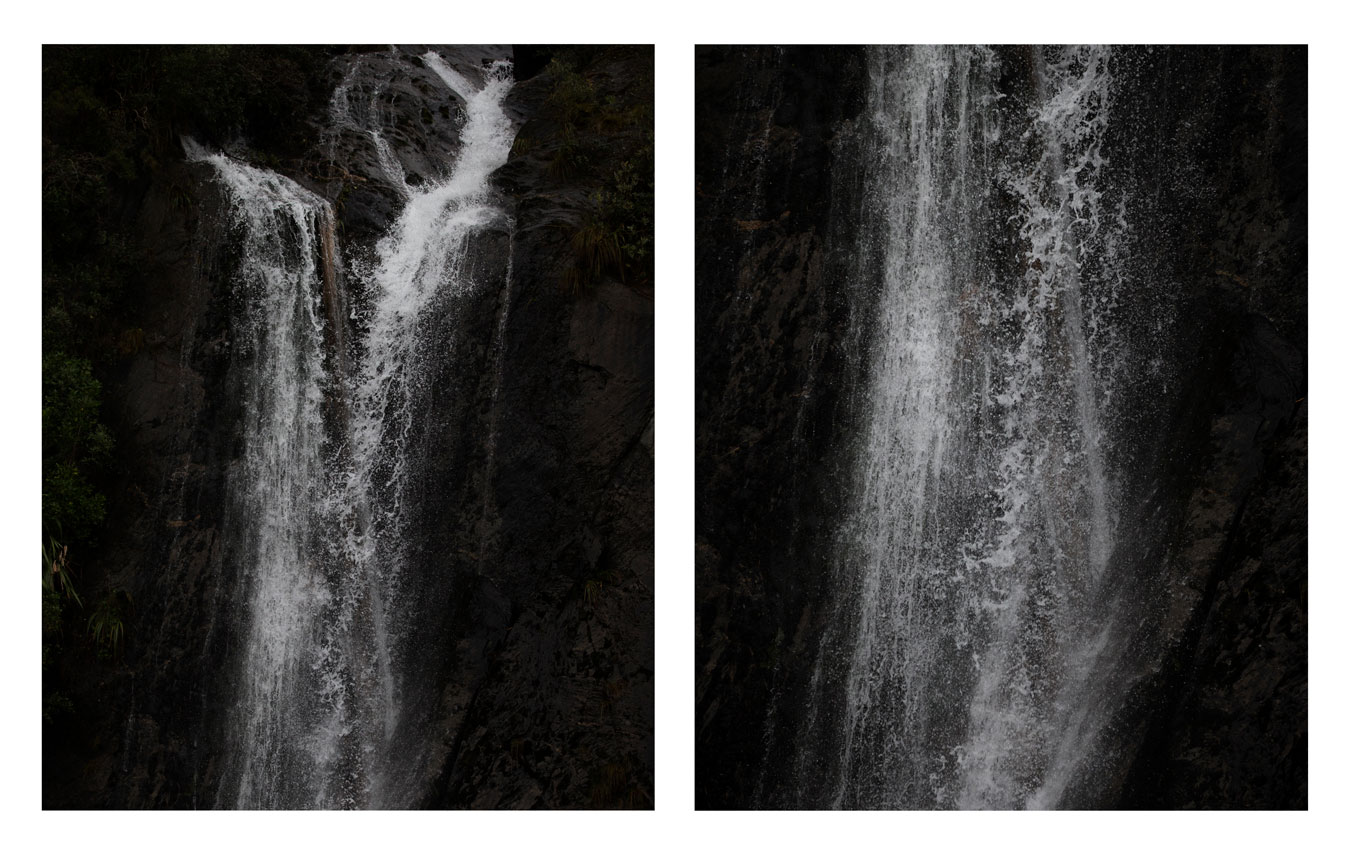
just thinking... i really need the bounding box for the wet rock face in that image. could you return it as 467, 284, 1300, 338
1111, 46, 1307, 809
46, 45, 653, 809
426, 49, 654, 809
1123, 316, 1307, 809
695, 46, 1305, 809
41, 159, 257, 808
313, 46, 514, 244
694, 45, 869, 809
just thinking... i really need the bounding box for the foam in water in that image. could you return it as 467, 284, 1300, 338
185, 141, 344, 807
190, 48, 517, 809
793, 45, 1140, 810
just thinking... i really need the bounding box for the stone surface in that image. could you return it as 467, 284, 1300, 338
694, 45, 870, 808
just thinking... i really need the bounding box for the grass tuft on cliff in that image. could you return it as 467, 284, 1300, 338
523, 48, 653, 294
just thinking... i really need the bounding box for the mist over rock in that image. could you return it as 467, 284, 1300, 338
694, 45, 1305, 810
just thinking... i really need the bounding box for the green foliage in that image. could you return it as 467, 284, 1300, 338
42, 536, 79, 719
42, 463, 106, 548
43, 591, 65, 641
563, 215, 624, 296
43, 353, 112, 462
580, 563, 623, 610
583, 578, 605, 608
43, 692, 75, 724
543, 57, 599, 127
548, 125, 589, 181
160, 46, 251, 132
44, 45, 331, 162
561, 144, 654, 294
88, 589, 133, 660
595, 143, 654, 282
42, 353, 112, 541
538, 53, 652, 182
537, 49, 654, 295
42, 536, 81, 611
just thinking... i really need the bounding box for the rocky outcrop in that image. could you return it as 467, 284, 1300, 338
417, 49, 655, 808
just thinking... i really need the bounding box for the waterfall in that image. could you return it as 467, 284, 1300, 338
795, 45, 1154, 810
188, 49, 517, 809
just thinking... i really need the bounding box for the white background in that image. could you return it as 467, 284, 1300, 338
5, 2, 1340, 850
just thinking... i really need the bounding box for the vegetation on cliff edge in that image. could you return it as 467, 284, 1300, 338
517, 47, 653, 295
41, 45, 334, 723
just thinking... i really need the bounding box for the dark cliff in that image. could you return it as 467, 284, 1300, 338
694, 45, 871, 807
42, 44, 653, 809
1111, 46, 1307, 809
694, 45, 1306, 809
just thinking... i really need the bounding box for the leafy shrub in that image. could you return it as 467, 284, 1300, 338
43, 692, 75, 724
42, 353, 111, 461
561, 146, 654, 294
42, 536, 81, 610
583, 578, 605, 608
535, 49, 653, 294
563, 216, 624, 295
543, 57, 599, 127
42, 463, 107, 546
88, 589, 133, 659
42, 352, 112, 541
595, 143, 654, 283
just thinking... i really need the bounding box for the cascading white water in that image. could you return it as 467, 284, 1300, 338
184, 142, 353, 807
799, 45, 1142, 810
328, 62, 412, 199
329, 54, 517, 806
190, 49, 517, 809
342, 54, 515, 533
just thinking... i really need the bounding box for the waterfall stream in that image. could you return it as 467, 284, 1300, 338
188, 50, 517, 809
793, 45, 1162, 810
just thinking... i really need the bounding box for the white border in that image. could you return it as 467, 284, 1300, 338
6, 2, 1342, 850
